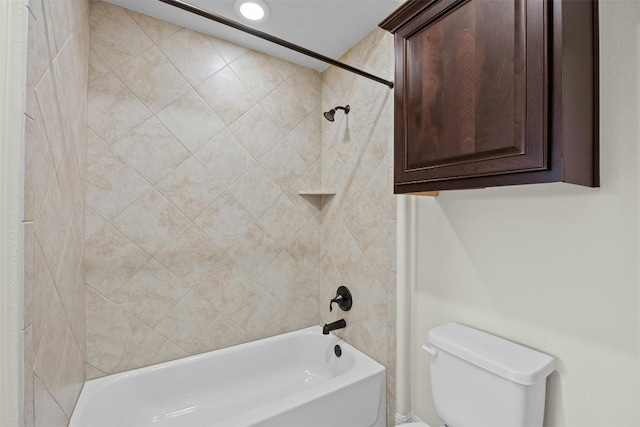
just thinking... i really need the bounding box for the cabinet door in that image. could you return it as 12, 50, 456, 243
394, 0, 546, 189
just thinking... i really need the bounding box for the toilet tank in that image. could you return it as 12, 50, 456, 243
426, 323, 555, 427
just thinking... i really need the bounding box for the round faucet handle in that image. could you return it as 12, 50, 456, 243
329, 286, 352, 312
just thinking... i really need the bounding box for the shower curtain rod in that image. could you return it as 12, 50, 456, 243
158, 0, 395, 89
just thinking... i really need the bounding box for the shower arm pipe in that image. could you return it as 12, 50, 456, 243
157, 0, 395, 89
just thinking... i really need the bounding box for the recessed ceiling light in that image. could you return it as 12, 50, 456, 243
234, 0, 270, 22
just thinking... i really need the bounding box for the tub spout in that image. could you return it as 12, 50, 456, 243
323, 319, 346, 335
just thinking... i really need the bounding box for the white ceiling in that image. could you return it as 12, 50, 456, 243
104, 0, 403, 71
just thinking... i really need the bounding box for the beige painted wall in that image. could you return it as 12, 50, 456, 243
22, 0, 90, 425
409, 2, 640, 426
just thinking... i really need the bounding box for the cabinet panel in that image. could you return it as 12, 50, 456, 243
406, 0, 518, 167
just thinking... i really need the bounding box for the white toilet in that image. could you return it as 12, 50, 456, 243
397, 322, 555, 427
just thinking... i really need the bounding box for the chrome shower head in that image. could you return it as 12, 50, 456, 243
323, 105, 350, 122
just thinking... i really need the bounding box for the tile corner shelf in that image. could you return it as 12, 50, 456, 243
297, 190, 336, 196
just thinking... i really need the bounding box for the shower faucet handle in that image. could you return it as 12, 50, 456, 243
329, 295, 342, 312
329, 286, 352, 312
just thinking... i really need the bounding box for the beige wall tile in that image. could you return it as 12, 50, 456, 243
113, 46, 190, 113
159, 28, 226, 86
259, 79, 310, 132
89, 1, 153, 69
32, 240, 56, 357
23, 223, 35, 331
239, 286, 280, 343
156, 89, 225, 153
34, 67, 65, 166
208, 37, 247, 64
287, 159, 323, 216
229, 51, 284, 99
259, 138, 309, 191
25, 0, 89, 420
290, 68, 322, 115
85, 215, 151, 297
229, 104, 283, 160
54, 329, 84, 417
287, 216, 321, 275
34, 179, 68, 281
281, 112, 321, 168
257, 249, 299, 301
54, 229, 85, 346
126, 8, 183, 44
112, 188, 190, 256
87, 128, 107, 160
23, 325, 35, 427
194, 129, 256, 189
56, 29, 87, 121
33, 289, 68, 406
195, 254, 253, 307
345, 192, 386, 254
25, 0, 53, 120
259, 194, 308, 247
88, 50, 108, 82
88, 71, 152, 143
34, 376, 68, 427
86, 287, 183, 374
363, 224, 390, 282
153, 290, 222, 354
154, 223, 225, 286
364, 154, 390, 219
24, 112, 54, 223
195, 66, 256, 126
111, 259, 190, 328
111, 117, 190, 185
55, 137, 83, 222
193, 191, 255, 253
86, 145, 151, 220
155, 156, 223, 220
224, 223, 284, 278
229, 164, 283, 220
84, 363, 105, 381
43, 0, 75, 51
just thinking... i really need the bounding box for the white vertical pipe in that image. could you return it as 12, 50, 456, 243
395, 195, 412, 419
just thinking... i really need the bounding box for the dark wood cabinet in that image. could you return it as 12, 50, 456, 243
380, 0, 599, 193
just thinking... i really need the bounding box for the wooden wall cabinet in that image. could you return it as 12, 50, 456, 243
380, 0, 599, 193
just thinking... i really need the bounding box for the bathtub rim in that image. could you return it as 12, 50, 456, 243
71, 325, 386, 426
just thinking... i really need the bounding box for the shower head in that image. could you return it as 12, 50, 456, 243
323, 110, 336, 122
323, 105, 350, 122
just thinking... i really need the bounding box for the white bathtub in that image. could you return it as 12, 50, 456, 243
70, 326, 386, 427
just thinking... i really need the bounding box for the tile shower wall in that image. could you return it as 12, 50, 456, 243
319, 28, 397, 426
22, 0, 90, 425
85, 1, 322, 378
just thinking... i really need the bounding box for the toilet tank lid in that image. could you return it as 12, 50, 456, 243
428, 323, 555, 386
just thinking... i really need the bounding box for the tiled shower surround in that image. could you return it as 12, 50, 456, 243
85, 1, 322, 377
84, 0, 396, 423
22, 0, 90, 425
320, 29, 397, 422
